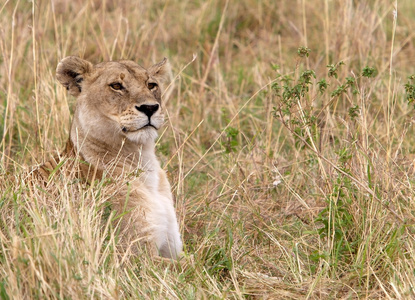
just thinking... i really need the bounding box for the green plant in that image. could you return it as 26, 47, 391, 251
405, 74, 415, 107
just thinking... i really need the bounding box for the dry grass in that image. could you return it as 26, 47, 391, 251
1, 0, 415, 298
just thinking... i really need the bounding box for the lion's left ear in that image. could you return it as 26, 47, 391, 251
147, 58, 172, 90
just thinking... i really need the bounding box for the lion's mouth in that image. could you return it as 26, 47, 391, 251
143, 123, 157, 129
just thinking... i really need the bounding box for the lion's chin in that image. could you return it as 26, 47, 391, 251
125, 127, 158, 144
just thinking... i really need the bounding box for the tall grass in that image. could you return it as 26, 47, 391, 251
1, 0, 415, 298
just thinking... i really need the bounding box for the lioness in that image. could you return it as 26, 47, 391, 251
30, 56, 182, 259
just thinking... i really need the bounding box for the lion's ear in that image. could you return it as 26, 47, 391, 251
56, 56, 93, 97
147, 58, 172, 90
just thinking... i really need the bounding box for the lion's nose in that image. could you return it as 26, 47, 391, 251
135, 104, 159, 118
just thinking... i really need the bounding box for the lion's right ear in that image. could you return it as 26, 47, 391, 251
56, 56, 93, 97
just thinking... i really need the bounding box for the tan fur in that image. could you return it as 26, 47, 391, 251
28, 56, 182, 259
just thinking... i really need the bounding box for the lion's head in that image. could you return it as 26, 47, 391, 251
56, 56, 171, 145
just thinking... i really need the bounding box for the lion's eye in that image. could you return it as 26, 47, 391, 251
110, 83, 123, 90
147, 82, 158, 90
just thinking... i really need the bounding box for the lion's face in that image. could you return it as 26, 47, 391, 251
56, 57, 171, 145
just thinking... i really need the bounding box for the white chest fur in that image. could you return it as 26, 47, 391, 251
137, 148, 182, 258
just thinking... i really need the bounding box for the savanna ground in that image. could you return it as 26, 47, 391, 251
1, 0, 415, 298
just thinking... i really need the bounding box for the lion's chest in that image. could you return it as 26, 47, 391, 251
137, 155, 177, 249
140, 167, 174, 248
